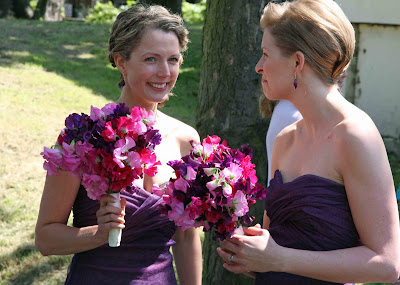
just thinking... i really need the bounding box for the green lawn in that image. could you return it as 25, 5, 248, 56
0, 18, 398, 285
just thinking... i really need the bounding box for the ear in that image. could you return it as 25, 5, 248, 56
179, 56, 183, 66
293, 51, 305, 74
114, 54, 127, 75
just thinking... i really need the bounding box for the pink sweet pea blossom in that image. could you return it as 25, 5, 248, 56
233, 190, 249, 217
90, 106, 103, 121
101, 102, 118, 116
113, 137, 136, 168
174, 177, 189, 193
185, 166, 197, 180
101, 121, 116, 142
82, 173, 109, 200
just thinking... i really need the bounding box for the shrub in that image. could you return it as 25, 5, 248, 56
86, 1, 136, 24
182, 0, 206, 24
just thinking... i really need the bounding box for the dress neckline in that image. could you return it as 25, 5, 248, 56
273, 169, 344, 187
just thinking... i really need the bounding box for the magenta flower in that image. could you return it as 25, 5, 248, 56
233, 190, 249, 217
82, 174, 109, 200
154, 135, 266, 240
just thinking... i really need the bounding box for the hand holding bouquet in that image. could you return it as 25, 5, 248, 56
41, 103, 161, 246
153, 135, 266, 240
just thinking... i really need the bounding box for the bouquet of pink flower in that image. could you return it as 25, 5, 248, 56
41, 102, 161, 246
153, 135, 266, 240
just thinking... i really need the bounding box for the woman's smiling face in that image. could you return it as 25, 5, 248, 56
122, 28, 181, 107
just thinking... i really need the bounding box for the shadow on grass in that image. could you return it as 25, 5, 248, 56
0, 19, 203, 114
0, 243, 71, 285
0, 19, 121, 102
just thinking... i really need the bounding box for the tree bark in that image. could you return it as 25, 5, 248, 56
34, 0, 65, 21
137, 0, 182, 15
197, 0, 270, 284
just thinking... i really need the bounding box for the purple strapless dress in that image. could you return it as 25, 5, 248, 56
255, 170, 360, 285
65, 185, 177, 285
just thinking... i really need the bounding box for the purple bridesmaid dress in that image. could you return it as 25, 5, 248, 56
255, 170, 360, 285
65, 186, 177, 285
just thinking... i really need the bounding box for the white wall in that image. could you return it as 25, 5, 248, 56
336, 0, 400, 155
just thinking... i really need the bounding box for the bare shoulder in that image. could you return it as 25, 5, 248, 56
333, 108, 382, 154
158, 111, 200, 156
274, 119, 299, 151
332, 107, 390, 181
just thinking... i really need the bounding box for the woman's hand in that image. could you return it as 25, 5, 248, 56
95, 194, 127, 244
217, 226, 284, 274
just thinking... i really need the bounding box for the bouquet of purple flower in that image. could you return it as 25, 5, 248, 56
153, 135, 266, 240
41, 102, 161, 246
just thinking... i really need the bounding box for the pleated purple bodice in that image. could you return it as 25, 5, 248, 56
65, 186, 177, 285
255, 170, 360, 285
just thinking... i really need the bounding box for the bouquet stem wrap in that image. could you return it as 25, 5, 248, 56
108, 192, 122, 247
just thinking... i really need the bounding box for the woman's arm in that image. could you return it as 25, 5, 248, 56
35, 172, 126, 256
218, 120, 400, 283
172, 227, 202, 285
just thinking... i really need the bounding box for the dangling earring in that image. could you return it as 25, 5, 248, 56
293, 72, 298, 89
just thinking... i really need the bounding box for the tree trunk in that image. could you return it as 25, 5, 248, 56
34, 0, 65, 21
0, 0, 12, 18
197, 0, 270, 284
137, 0, 182, 15
13, 0, 34, 18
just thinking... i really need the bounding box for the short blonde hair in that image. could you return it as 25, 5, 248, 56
260, 0, 355, 85
108, 5, 189, 89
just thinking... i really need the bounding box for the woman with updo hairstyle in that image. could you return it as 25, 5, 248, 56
218, 0, 400, 284
35, 5, 202, 285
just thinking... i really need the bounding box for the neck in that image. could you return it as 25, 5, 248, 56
290, 78, 345, 138
116, 90, 158, 115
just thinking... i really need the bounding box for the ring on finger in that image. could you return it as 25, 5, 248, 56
228, 254, 234, 262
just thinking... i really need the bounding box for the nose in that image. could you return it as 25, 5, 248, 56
255, 57, 263, 74
158, 61, 171, 78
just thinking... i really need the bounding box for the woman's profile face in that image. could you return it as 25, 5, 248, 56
255, 28, 293, 101
123, 28, 181, 106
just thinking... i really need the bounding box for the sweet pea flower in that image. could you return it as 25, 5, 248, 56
222, 182, 233, 197
43, 160, 60, 176
206, 178, 220, 191
233, 190, 249, 217
203, 167, 218, 176
126, 151, 141, 169
90, 105, 103, 121
185, 166, 197, 180
82, 173, 109, 200
168, 198, 185, 222
142, 110, 156, 126
61, 153, 81, 173
222, 163, 243, 184
176, 208, 195, 231
144, 160, 161, 177
113, 137, 136, 168
101, 102, 118, 116
174, 177, 189, 193
101, 121, 116, 142
152, 184, 164, 197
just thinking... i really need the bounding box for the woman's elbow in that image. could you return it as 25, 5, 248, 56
379, 259, 400, 283
34, 229, 51, 256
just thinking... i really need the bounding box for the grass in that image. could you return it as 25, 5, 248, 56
0, 18, 399, 285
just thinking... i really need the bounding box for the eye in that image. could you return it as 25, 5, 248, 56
145, 57, 156, 62
168, 57, 179, 63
